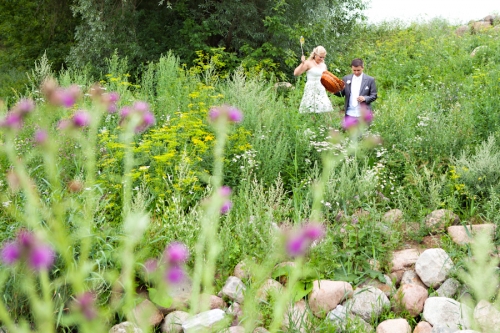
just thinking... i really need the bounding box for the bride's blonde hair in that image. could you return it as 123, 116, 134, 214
308, 46, 327, 61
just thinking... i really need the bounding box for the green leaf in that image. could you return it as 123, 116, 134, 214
292, 280, 313, 302
148, 288, 173, 308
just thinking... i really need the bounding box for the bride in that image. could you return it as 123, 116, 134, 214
294, 45, 333, 113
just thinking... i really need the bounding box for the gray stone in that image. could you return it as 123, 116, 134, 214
181, 309, 226, 332
382, 209, 404, 223
219, 276, 246, 304
161, 311, 190, 333
436, 278, 460, 298
327, 304, 374, 332
422, 297, 472, 331
345, 286, 390, 322
430, 325, 455, 333
473, 299, 500, 333
109, 322, 143, 333
415, 249, 453, 288
400, 270, 427, 289
424, 209, 459, 233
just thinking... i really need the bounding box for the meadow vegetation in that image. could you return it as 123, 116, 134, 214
1, 18, 500, 332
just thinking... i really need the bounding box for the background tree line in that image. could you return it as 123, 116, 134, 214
0, 0, 367, 99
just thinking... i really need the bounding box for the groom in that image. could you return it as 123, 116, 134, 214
335, 58, 377, 126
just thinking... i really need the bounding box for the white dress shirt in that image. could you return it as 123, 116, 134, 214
346, 73, 363, 117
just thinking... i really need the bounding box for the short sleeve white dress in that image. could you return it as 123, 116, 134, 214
299, 65, 334, 113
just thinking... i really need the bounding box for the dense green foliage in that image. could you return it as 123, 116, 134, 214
0, 0, 366, 100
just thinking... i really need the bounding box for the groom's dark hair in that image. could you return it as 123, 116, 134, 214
351, 58, 364, 67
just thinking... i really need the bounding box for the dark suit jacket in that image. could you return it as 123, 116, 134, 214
335, 74, 377, 111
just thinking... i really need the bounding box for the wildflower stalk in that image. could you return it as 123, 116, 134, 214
0, 272, 17, 332
3, 133, 41, 230
189, 116, 227, 313
23, 272, 54, 333
115, 114, 142, 315
73, 105, 101, 292
268, 257, 304, 333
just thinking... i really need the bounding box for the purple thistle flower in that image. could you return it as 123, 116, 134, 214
361, 108, 374, 123
1, 112, 23, 129
72, 110, 91, 127
286, 235, 307, 257
58, 90, 76, 108
134, 111, 155, 133
341, 116, 359, 130
58, 85, 81, 108
119, 106, 132, 119
133, 101, 150, 113
108, 92, 120, 103
142, 111, 155, 127
107, 103, 117, 114
208, 107, 221, 122
227, 107, 243, 123
1, 242, 21, 265
219, 186, 232, 197
17, 230, 36, 248
220, 200, 233, 214
28, 244, 55, 271
164, 242, 189, 265
34, 129, 48, 144
74, 292, 98, 320
14, 98, 35, 115
165, 266, 185, 284
301, 223, 325, 241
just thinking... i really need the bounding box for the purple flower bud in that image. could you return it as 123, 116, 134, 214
108, 92, 120, 103
17, 230, 36, 248
1, 242, 20, 265
1, 112, 23, 129
28, 244, 55, 271
164, 242, 189, 264
165, 266, 185, 284
142, 111, 155, 126
286, 235, 307, 257
219, 186, 232, 197
58, 90, 76, 108
227, 107, 243, 123
362, 109, 374, 123
220, 200, 233, 214
302, 223, 325, 241
119, 106, 132, 119
208, 107, 221, 122
107, 103, 117, 114
133, 101, 150, 113
59, 85, 81, 108
341, 117, 359, 130
74, 292, 97, 320
34, 129, 48, 144
72, 110, 91, 127
14, 98, 35, 115
135, 111, 155, 133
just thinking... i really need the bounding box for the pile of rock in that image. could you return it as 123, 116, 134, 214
456, 14, 500, 36
107, 208, 498, 333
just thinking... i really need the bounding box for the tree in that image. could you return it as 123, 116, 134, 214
68, 0, 367, 78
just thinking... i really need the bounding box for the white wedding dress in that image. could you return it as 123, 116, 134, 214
299, 65, 334, 113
